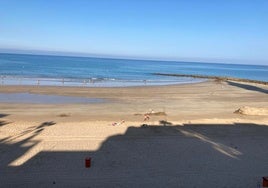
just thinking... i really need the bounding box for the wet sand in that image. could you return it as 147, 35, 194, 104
0, 80, 268, 187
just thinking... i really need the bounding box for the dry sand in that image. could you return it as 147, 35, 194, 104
0, 80, 268, 187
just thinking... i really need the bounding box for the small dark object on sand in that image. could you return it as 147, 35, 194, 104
58, 113, 70, 117
112, 120, 125, 126
141, 124, 148, 127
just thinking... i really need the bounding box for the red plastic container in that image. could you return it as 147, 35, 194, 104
263, 177, 268, 187
85, 157, 91, 168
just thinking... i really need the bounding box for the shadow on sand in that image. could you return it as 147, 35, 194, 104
0, 114, 10, 127
1, 122, 268, 187
0, 114, 9, 118
227, 81, 268, 94
0, 121, 10, 127
0, 121, 56, 168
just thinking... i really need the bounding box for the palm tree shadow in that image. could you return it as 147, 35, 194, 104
0, 114, 10, 127
0, 121, 11, 127
0, 121, 56, 169
0, 114, 9, 118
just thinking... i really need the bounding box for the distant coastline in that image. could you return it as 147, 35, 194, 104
154, 73, 268, 85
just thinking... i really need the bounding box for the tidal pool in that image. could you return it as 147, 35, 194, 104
0, 93, 104, 104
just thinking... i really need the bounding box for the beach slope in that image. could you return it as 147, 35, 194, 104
0, 80, 268, 187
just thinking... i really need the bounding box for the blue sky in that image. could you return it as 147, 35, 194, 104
0, 0, 268, 64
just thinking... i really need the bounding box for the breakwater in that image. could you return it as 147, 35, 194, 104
154, 73, 268, 85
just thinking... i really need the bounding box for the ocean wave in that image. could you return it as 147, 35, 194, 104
0, 75, 205, 87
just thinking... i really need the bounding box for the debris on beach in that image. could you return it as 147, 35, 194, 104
234, 106, 268, 116
134, 109, 168, 123
57, 113, 71, 117
141, 124, 148, 127
134, 111, 167, 116
159, 120, 173, 126
149, 111, 167, 116
112, 120, 125, 126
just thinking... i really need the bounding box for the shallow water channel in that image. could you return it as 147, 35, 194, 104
0, 93, 104, 104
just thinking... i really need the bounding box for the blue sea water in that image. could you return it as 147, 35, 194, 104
0, 53, 267, 87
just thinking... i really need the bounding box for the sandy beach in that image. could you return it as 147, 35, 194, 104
1, 80, 268, 187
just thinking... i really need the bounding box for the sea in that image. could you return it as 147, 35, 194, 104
0, 53, 267, 87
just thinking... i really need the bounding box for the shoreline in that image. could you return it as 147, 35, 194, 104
0, 75, 205, 88
0, 80, 267, 123
0, 79, 208, 92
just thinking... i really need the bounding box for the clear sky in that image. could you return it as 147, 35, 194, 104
0, 0, 268, 64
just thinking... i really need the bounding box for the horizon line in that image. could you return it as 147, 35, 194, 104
0, 48, 267, 66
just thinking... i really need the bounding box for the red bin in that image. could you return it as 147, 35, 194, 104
263, 177, 268, 187
85, 157, 91, 168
